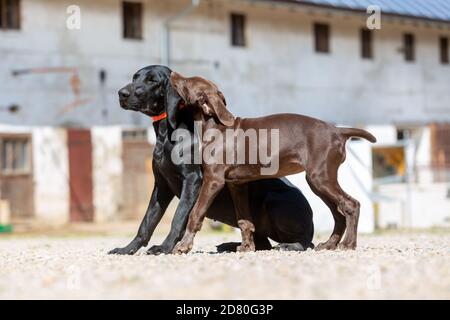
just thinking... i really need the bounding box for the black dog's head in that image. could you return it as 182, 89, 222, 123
118, 65, 183, 128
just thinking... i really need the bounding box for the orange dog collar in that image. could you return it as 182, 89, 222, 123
151, 112, 168, 122
152, 102, 186, 122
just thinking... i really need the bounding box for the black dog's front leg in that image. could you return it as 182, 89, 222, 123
147, 175, 201, 255
109, 182, 174, 255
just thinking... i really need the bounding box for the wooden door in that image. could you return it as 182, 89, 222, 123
0, 134, 34, 218
67, 129, 94, 222
430, 123, 450, 182
122, 129, 154, 219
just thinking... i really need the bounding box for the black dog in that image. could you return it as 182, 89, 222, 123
109, 65, 314, 255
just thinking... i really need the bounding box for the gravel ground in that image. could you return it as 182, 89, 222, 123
0, 232, 449, 299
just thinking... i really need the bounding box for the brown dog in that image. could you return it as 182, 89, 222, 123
168, 72, 376, 254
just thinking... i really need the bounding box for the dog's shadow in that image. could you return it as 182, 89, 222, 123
198, 241, 309, 254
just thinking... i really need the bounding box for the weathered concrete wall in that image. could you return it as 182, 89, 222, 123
378, 183, 450, 228
92, 126, 123, 223
32, 127, 70, 224
1, 0, 449, 127
0, 0, 154, 127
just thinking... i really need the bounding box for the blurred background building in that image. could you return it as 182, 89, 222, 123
0, 0, 449, 232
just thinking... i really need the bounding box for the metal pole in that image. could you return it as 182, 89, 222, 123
404, 131, 413, 229
162, 0, 200, 67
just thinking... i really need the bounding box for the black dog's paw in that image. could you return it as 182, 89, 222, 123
146, 245, 172, 255
108, 246, 138, 255
274, 242, 306, 252
216, 242, 241, 253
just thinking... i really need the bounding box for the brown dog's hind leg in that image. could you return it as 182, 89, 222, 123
306, 141, 361, 250
337, 196, 360, 250
216, 235, 271, 253
306, 163, 361, 251
313, 182, 359, 250
228, 183, 256, 252
317, 196, 346, 251
306, 175, 346, 250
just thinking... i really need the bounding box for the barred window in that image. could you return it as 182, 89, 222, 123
314, 23, 330, 53
231, 13, 246, 47
0, 138, 30, 175
0, 0, 21, 30
440, 37, 449, 64
404, 33, 415, 62
361, 29, 373, 59
123, 1, 143, 40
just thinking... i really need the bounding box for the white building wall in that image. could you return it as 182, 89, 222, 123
416, 128, 433, 183
169, 0, 450, 125
378, 183, 450, 229
1, 0, 449, 127
92, 126, 123, 223
32, 127, 70, 224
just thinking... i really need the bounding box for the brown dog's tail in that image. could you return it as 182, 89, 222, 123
338, 127, 377, 143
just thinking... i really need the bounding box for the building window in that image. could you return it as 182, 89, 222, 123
361, 29, 373, 59
403, 33, 415, 62
0, 137, 30, 175
0, 0, 21, 30
231, 13, 246, 47
123, 1, 143, 40
440, 37, 449, 64
314, 23, 330, 53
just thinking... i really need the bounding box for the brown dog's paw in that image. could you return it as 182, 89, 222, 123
315, 242, 338, 251
337, 242, 357, 250
172, 241, 193, 255
236, 242, 256, 253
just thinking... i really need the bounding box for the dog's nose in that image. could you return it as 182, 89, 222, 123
119, 88, 130, 99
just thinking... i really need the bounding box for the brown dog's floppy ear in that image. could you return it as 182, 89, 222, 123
165, 73, 184, 130
206, 93, 235, 126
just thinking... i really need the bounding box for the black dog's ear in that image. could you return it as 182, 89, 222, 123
165, 81, 183, 130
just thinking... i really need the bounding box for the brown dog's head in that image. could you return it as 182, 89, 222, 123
118, 65, 183, 128
170, 72, 235, 127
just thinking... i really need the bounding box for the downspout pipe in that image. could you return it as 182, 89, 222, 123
162, 0, 201, 67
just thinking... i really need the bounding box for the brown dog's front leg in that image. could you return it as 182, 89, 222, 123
173, 176, 225, 254
228, 183, 256, 252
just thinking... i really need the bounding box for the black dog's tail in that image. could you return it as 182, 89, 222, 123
339, 127, 377, 143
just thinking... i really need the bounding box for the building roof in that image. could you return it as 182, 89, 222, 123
269, 0, 450, 23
